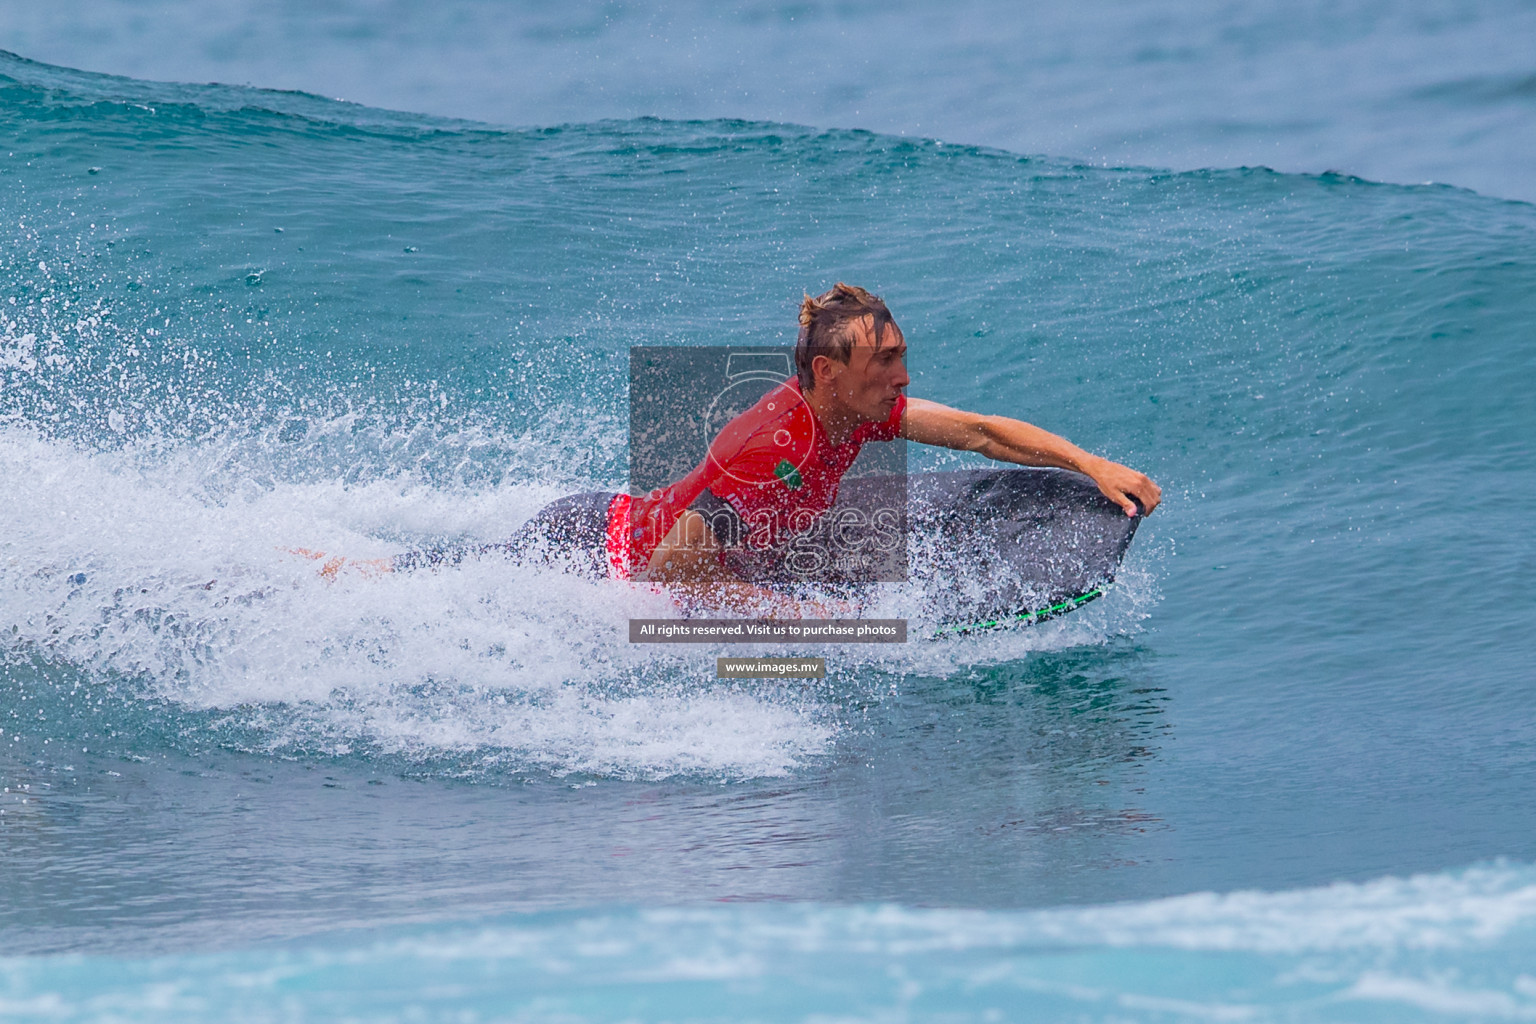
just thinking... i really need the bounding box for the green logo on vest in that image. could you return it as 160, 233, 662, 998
774, 458, 804, 490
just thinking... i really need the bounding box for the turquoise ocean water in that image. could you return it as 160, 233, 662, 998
1, 3, 1535, 1019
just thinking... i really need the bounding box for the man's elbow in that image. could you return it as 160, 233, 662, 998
971, 414, 1012, 457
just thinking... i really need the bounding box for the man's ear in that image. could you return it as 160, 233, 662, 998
811, 354, 842, 388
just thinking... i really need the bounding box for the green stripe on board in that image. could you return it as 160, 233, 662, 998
931, 586, 1108, 639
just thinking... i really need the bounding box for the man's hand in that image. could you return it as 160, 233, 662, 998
673, 582, 860, 620
1082, 456, 1161, 518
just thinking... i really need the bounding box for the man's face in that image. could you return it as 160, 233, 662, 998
822, 316, 910, 422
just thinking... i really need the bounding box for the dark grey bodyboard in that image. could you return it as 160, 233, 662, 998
453, 468, 1141, 635
822, 468, 1141, 634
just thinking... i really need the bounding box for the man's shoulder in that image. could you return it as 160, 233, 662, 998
709, 383, 814, 464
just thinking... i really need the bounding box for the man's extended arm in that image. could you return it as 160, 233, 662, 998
900, 398, 1161, 516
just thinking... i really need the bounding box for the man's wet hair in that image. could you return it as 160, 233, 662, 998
795, 282, 901, 391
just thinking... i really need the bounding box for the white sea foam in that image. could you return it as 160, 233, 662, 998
0, 425, 834, 779
9, 863, 1529, 1023
0, 420, 1154, 780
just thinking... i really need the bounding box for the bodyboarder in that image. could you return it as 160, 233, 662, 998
319, 283, 1161, 618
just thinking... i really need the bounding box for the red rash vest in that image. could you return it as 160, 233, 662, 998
605, 379, 905, 578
